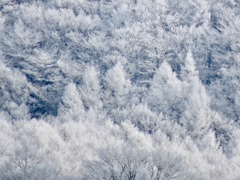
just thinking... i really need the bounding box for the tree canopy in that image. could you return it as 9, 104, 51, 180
0, 0, 240, 179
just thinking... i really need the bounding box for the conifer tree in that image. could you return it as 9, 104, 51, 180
58, 83, 85, 122
148, 61, 184, 121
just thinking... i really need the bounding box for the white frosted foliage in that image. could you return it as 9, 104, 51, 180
105, 62, 131, 94
0, 0, 240, 179
58, 82, 85, 122
182, 50, 198, 80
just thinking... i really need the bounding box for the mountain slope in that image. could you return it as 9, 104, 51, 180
0, 0, 240, 179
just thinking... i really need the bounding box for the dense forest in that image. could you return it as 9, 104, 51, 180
0, 0, 240, 179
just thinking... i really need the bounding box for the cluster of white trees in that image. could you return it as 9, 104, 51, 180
0, 117, 239, 179
0, 0, 240, 179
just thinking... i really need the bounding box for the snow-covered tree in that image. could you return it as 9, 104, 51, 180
81, 66, 102, 111
58, 83, 85, 122
148, 61, 184, 121
0, 55, 30, 120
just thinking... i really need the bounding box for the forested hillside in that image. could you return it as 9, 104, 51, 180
1, 0, 240, 179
